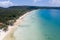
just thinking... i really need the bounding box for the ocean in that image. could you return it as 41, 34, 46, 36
14, 9, 60, 40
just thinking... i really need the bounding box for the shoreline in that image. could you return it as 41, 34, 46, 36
2, 10, 37, 40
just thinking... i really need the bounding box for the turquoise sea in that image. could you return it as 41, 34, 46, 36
14, 9, 60, 40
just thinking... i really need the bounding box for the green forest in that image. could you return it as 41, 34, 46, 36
0, 6, 59, 31
0, 6, 40, 30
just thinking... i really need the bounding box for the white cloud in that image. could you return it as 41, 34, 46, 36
0, 0, 14, 7
33, 0, 41, 3
33, 0, 60, 6
49, 0, 60, 6
51, 0, 60, 4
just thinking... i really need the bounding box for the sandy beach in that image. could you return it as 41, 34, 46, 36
2, 10, 35, 40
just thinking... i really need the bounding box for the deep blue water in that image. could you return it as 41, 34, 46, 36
14, 9, 60, 40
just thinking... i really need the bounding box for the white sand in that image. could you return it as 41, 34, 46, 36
2, 10, 36, 40
2, 10, 37, 40
0, 29, 6, 40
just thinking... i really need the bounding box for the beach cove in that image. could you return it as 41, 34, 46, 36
2, 9, 60, 40
3, 10, 38, 40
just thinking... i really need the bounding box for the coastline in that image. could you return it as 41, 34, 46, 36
3, 10, 37, 40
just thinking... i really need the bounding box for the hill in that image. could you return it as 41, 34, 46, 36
0, 6, 60, 30
0, 6, 40, 30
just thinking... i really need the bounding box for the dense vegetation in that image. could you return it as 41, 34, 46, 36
0, 6, 40, 30
0, 6, 59, 30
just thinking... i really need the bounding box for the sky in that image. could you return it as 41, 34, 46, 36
0, 0, 60, 7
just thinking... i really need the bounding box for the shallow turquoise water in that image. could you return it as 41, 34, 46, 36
14, 9, 60, 40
